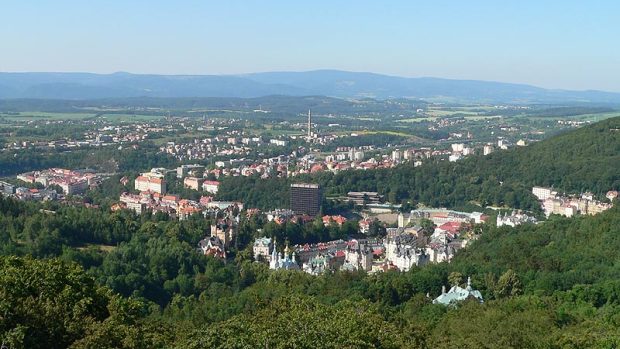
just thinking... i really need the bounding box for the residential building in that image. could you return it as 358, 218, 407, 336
253, 237, 272, 262
203, 180, 220, 194
532, 186, 554, 201
135, 173, 166, 194
183, 177, 203, 191
496, 211, 537, 227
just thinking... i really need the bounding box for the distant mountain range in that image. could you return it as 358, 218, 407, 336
1, 70, 620, 104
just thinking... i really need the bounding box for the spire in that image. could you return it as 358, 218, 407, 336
307, 109, 312, 139
467, 276, 472, 290
441, 285, 446, 294
271, 238, 278, 259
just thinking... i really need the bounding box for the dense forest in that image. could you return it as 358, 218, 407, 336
1, 195, 620, 347
0, 143, 177, 176
218, 116, 620, 211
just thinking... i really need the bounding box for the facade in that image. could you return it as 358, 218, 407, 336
176, 164, 205, 179
211, 221, 235, 248
253, 237, 272, 262
290, 183, 322, 216
532, 186, 554, 201
183, 177, 203, 191
347, 191, 382, 205
483, 144, 494, 155
342, 240, 373, 271
135, 173, 166, 194
496, 211, 538, 227
302, 254, 332, 275
203, 180, 220, 194
198, 236, 226, 259
384, 233, 429, 272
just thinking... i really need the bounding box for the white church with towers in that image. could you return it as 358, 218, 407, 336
269, 239, 300, 271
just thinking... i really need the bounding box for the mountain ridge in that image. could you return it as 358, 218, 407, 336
1, 70, 620, 103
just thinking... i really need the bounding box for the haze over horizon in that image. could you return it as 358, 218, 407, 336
1, 1, 620, 92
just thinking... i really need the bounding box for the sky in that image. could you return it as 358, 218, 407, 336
1, 0, 619, 91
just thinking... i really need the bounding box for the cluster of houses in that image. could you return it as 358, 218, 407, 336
16, 168, 99, 195
249, 208, 487, 275
115, 191, 242, 220
496, 210, 538, 227
5, 121, 167, 151
532, 186, 616, 217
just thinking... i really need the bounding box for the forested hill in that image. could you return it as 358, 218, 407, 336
218, 116, 620, 211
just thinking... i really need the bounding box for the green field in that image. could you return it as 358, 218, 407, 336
519, 111, 620, 122
396, 116, 439, 123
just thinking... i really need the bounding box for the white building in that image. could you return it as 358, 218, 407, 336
532, 186, 554, 201
496, 211, 538, 227
203, 180, 220, 194
342, 240, 373, 271
384, 234, 428, 272
391, 150, 402, 162
253, 237, 272, 262
269, 241, 299, 270
135, 173, 165, 194
451, 143, 464, 152
483, 144, 494, 156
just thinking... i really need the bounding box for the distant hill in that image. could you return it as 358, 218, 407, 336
1, 70, 620, 103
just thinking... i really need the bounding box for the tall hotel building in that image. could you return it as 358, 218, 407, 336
290, 183, 322, 216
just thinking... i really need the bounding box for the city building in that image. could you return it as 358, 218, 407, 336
433, 277, 483, 305
177, 164, 205, 179
253, 237, 272, 262
198, 236, 226, 259
290, 183, 322, 216
496, 211, 538, 227
384, 233, 429, 272
342, 240, 374, 271
183, 177, 203, 191
532, 186, 554, 201
203, 180, 220, 194
347, 191, 382, 205
135, 173, 166, 194
483, 144, 494, 155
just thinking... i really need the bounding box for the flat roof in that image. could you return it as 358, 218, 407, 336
291, 183, 320, 189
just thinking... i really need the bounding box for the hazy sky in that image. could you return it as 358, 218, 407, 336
1, 0, 619, 91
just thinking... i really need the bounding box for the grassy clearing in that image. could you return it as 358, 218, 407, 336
76, 243, 116, 252
520, 112, 620, 122
358, 130, 425, 142
463, 115, 502, 121
425, 108, 480, 117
